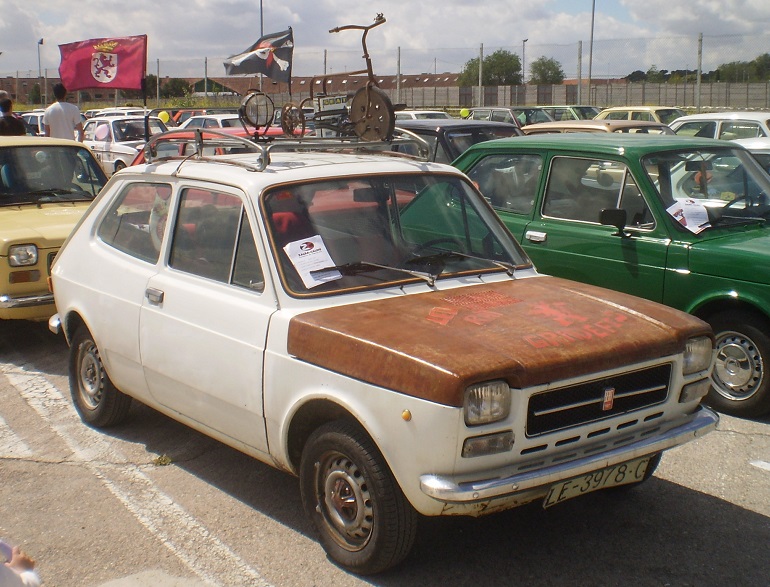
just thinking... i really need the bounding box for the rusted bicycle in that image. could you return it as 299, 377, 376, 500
280, 14, 395, 141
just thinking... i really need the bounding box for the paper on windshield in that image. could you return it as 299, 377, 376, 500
283, 235, 342, 288
667, 199, 710, 234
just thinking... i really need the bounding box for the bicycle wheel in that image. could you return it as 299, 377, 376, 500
349, 85, 395, 141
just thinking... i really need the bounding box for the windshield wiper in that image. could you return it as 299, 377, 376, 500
310, 261, 439, 286
407, 249, 517, 277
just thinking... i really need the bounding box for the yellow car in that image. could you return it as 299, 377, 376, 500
0, 136, 107, 320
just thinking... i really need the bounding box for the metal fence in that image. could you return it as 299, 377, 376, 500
4, 32, 769, 111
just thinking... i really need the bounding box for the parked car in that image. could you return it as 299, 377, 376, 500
19, 110, 45, 136
391, 118, 521, 162
49, 130, 716, 574
179, 113, 243, 129
734, 136, 770, 173
465, 106, 553, 127
522, 119, 674, 135
0, 136, 107, 320
540, 105, 601, 121
669, 111, 770, 140
595, 106, 686, 125
455, 133, 770, 417
83, 115, 168, 175
394, 110, 452, 121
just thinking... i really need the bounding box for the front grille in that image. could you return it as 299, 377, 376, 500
527, 363, 672, 437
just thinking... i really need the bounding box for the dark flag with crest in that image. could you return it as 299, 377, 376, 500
223, 28, 294, 82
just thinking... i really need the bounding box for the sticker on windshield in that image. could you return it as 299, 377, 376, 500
284, 235, 342, 288
666, 199, 710, 234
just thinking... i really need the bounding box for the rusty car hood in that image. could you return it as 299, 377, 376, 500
287, 277, 712, 406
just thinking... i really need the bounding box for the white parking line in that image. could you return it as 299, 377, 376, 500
0, 414, 34, 458
1, 361, 272, 587
749, 460, 770, 472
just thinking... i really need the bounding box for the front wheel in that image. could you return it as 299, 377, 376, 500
69, 326, 132, 428
299, 420, 417, 575
707, 311, 770, 418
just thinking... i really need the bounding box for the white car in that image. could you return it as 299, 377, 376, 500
179, 113, 242, 129
394, 110, 452, 121
670, 111, 770, 140
49, 129, 717, 574
734, 136, 770, 173
82, 115, 167, 175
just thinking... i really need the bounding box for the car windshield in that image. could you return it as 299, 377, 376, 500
0, 145, 106, 206
657, 109, 686, 124
114, 119, 167, 141
443, 127, 520, 161
264, 173, 530, 296
574, 106, 601, 119
642, 146, 770, 230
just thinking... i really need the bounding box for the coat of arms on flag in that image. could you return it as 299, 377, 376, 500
58, 35, 147, 91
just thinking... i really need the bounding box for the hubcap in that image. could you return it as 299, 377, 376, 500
78, 342, 103, 410
317, 453, 373, 552
713, 331, 763, 402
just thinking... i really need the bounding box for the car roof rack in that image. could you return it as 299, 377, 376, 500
142, 127, 432, 173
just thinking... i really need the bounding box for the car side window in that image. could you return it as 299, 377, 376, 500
466, 153, 542, 214
169, 188, 264, 290
543, 157, 621, 223
675, 121, 716, 138
719, 122, 763, 140
97, 182, 172, 263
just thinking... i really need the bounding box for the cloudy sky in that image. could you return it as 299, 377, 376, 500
1, 0, 768, 81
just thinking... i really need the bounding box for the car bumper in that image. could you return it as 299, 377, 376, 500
419, 406, 718, 504
0, 292, 54, 309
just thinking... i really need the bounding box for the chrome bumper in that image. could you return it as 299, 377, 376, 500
48, 313, 61, 335
0, 292, 54, 309
420, 407, 718, 503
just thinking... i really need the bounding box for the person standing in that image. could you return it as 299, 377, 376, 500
0, 97, 26, 136
43, 83, 84, 141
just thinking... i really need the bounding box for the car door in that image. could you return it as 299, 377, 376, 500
520, 154, 670, 301
91, 180, 170, 401
83, 120, 113, 170
139, 183, 274, 454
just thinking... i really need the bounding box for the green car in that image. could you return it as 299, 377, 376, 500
454, 134, 770, 418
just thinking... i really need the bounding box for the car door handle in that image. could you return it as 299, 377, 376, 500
525, 230, 547, 243
145, 288, 164, 305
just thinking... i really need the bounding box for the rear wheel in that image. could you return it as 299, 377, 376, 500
707, 311, 770, 418
299, 420, 417, 574
69, 326, 132, 428
114, 160, 126, 174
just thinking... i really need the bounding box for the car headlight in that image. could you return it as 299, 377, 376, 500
464, 380, 511, 426
683, 336, 713, 375
9, 244, 38, 267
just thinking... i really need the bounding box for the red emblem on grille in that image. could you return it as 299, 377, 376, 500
602, 387, 615, 411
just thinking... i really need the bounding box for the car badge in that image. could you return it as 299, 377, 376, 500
602, 387, 615, 411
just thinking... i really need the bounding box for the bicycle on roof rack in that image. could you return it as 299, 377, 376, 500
238, 14, 395, 142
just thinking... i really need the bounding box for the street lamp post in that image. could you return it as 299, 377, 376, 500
522, 38, 528, 105
37, 38, 43, 106
588, 0, 595, 105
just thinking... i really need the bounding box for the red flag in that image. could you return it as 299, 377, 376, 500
58, 35, 147, 91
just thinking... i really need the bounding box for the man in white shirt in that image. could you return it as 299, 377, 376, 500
43, 83, 84, 141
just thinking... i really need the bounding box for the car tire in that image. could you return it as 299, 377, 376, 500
707, 310, 770, 418
299, 419, 417, 575
114, 160, 126, 174
69, 326, 132, 428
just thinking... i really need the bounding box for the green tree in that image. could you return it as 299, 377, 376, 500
529, 56, 564, 85
458, 49, 521, 87
646, 65, 668, 83
161, 78, 192, 98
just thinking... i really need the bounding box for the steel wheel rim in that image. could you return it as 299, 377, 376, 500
316, 451, 374, 552
713, 330, 763, 401
77, 341, 103, 410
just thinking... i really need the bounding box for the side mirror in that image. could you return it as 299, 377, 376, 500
600, 208, 629, 237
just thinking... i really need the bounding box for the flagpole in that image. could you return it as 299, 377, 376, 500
259, 0, 263, 91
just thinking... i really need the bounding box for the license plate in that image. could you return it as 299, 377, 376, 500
543, 456, 651, 508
